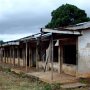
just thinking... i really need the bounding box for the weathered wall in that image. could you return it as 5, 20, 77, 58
38, 61, 59, 71
38, 61, 76, 76
2, 57, 24, 66
78, 29, 90, 78
62, 64, 76, 76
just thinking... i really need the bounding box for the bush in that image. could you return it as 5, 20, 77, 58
43, 84, 52, 90
52, 83, 61, 90
3, 68, 11, 73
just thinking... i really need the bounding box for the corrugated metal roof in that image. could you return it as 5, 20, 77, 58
20, 33, 41, 41
2, 21, 90, 47
41, 28, 82, 35
2, 40, 19, 46
65, 21, 90, 30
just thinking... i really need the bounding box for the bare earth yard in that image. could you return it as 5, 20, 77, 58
0, 68, 90, 90
0, 70, 43, 90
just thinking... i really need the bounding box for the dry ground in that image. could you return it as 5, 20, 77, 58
0, 70, 44, 90
0, 71, 89, 90
0, 64, 90, 90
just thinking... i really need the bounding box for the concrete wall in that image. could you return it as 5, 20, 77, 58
38, 61, 59, 72
62, 64, 76, 76
78, 29, 90, 78
2, 57, 24, 66
38, 61, 76, 76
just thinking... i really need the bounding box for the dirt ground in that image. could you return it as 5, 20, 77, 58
0, 65, 90, 90
0, 70, 44, 90
0, 71, 89, 90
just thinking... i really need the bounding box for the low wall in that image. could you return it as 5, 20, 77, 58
2, 57, 24, 66
38, 61, 76, 76
62, 64, 76, 76
38, 61, 59, 72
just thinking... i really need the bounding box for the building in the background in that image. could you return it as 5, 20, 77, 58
0, 21, 90, 78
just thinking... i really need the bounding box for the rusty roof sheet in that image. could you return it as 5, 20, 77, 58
65, 21, 90, 30
41, 28, 82, 35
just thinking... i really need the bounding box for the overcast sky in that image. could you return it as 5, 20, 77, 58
0, 0, 90, 41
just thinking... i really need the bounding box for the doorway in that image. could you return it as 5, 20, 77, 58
63, 45, 76, 65
62, 44, 77, 76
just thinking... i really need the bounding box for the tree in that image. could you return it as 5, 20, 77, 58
45, 4, 90, 28
0, 40, 4, 45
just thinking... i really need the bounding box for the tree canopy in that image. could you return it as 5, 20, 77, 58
45, 4, 90, 28
0, 40, 4, 45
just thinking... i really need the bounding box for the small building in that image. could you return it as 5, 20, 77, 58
0, 21, 90, 78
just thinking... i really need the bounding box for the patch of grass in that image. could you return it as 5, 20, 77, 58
0, 65, 11, 73
3, 68, 11, 73
79, 78, 90, 84
43, 84, 52, 90
51, 83, 61, 90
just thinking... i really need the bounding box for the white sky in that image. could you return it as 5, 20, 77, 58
0, 0, 90, 41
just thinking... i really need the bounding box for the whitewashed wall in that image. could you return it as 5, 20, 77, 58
78, 29, 90, 77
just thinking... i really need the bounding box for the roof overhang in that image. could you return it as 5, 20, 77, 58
41, 28, 82, 35
2, 41, 19, 47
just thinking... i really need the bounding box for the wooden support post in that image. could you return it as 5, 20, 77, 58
4, 49, 5, 63
0, 48, 1, 62
8, 49, 10, 63
6, 49, 7, 63
7, 49, 8, 63
2, 48, 3, 63
0, 47, 2, 63
76, 37, 78, 77
3, 49, 4, 62
5, 49, 6, 63
13, 47, 15, 66
17, 47, 20, 66
6, 50, 7, 63
51, 34, 54, 80
30, 49, 32, 67
22, 48, 25, 66
60, 45, 63, 73
2, 49, 3, 63
1, 48, 3, 63
58, 41, 61, 73
3, 48, 4, 63
25, 41, 28, 72
4, 49, 6, 63
10, 48, 12, 64
29, 46, 31, 68
36, 44, 38, 70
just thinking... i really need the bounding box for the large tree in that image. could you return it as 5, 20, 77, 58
0, 40, 4, 45
46, 4, 90, 28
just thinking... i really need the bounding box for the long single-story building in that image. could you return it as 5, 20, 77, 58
0, 21, 90, 78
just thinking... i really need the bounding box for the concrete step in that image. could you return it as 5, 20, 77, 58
61, 82, 87, 89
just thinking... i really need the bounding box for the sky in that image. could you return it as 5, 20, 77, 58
0, 0, 90, 41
